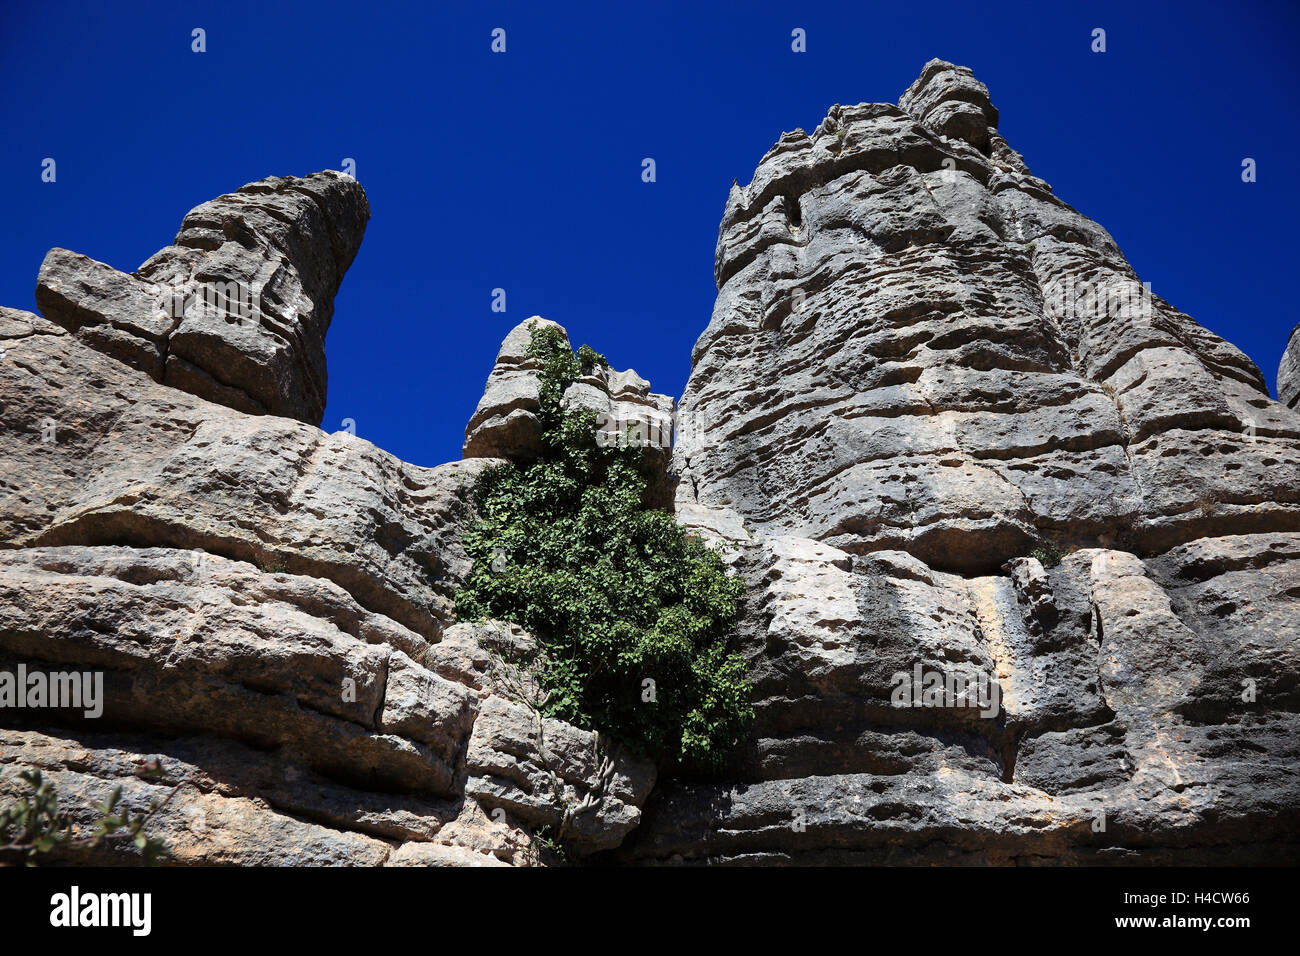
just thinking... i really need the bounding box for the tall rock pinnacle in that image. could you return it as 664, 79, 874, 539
627, 59, 1300, 864
679, 58, 1297, 575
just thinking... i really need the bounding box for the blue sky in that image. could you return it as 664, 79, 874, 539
3, 0, 1297, 466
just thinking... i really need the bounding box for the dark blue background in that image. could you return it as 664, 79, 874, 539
3, 0, 1296, 466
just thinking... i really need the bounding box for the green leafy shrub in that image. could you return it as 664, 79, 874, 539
455, 323, 753, 772
0, 769, 170, 866
1030, 540, 1065, 568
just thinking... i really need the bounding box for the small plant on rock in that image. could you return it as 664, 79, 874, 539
1029, 540, 1065, 568
0, 769, 173, 866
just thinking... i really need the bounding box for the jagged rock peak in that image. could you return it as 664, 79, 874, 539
713, 61, 1047, 291
636, 60, 1300, 865
898, 58, 999, 151
689, 58, 1298, 575
35, 170, 369, 425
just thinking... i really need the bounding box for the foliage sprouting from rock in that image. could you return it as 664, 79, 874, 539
456, 324, 752, 772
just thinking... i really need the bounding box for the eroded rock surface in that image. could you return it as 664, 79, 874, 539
1281, 321, 1300, 410
36, 171, 368, 424
0, 551, 654, 864
681, 59, 1299, 574
0, 306, 484, 642
464, 316, 675, 465
0, 177, 654, 866
3, 62, 1299, 868
633, 59, 1300, 864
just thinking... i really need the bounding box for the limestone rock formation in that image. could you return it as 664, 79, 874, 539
0, 550, 654, 863
464, 316, 677, 505
627, 59, 1300, 864
0, 305, 483, 642
36, 171, 368, 424
0, 176, 654, 866
686, 60, 1297, 573
2, 60, 1299, 867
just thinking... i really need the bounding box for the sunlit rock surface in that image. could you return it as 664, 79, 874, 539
2, 62, 1297, 866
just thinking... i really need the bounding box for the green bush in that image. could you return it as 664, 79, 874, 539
455, 323, 752, 772
1030, 540, 1065, 568
0, 769, 169, 866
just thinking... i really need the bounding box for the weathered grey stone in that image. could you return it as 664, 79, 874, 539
463, 317, 565, 460
899, 58, 999, 152
0, 550, 650, 864
0, 725, 539, 866
0, 313, 489, 642
35, 171, 368, 424
464, 693, 657, 852
464, 317, 676, 493
633, 59, 1300, 864
679, 62, 1300, 577
620, 715, 1300, 864
0, 305, 654, 864
1281, 321, 1300, 410
3, 59, 1299, 868
0, 547, 474, 795
0, 727, 396, 866
34, 249, 173, 379
385, 842, 511, 867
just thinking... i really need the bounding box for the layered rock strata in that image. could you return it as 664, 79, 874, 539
0, 178, 654, 866
35, 171, 367, 424
2, 60, 1298, 866
1281, 322, 1300, 411
628, 59, 1300, 864
463, 315, 676, 503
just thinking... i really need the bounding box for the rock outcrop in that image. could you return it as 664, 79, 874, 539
0, 548, 655, 864
684, 60, 1297, 573
464, 316, 677, 504
35, 171, 368, 424
0, 305, 483, 642
2, 61, 1298, 867
465, 317, 674, 462
625, 59, 1300, 864
0, 176, 654, 866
